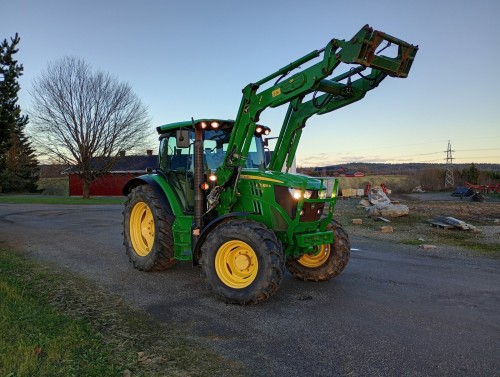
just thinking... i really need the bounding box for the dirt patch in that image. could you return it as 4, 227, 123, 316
334, 194, 500, 257
402, 198, 500, 224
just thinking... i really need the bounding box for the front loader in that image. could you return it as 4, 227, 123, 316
122, 25, 418, 304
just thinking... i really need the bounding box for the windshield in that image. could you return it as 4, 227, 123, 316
203, 129, 266, 170
158, 128, 266, 172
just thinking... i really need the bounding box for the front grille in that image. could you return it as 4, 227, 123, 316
274, 186, 324, 222
299, 200, 324, 222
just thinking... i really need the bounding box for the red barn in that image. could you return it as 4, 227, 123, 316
67, 152, 157, 196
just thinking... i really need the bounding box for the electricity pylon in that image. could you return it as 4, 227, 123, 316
444, 140, 454, 188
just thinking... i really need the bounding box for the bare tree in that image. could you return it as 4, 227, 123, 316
29, 56, 151, 198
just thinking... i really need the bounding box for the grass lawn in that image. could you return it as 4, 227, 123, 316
0, 248, 246, 377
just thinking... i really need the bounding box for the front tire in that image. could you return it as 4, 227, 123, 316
286, 220, 350, 281
201, 219, 284, 305
123, 185, 175, 271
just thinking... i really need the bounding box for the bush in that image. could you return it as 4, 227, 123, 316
37, 178, 69, 196
418, 168, 447, 191
459, 163, 479, 185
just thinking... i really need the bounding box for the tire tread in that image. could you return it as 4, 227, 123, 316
123, 185, 175, 271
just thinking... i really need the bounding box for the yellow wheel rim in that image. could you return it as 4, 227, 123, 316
298, 244, 330, 268
215, 240, 258, 289
129, 201, 155, 256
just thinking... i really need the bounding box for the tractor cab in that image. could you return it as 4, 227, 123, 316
155, 119, 270, 213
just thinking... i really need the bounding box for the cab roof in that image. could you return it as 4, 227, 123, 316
156, 119, 234, 134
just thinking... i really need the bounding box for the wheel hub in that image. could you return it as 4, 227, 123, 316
297, 244, 330, 268
215, 240, 258, 289
234, 253, 252, 271
129, 201, 155, 256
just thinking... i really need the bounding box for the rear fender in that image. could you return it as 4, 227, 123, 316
123, 176, 175, 222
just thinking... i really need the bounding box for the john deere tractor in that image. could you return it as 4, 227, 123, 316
123, 25, 418, 304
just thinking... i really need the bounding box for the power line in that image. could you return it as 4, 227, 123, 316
337, 148, 500, 163
455, 148, 500, 152
325, 136, 500, 155
454, 156, 500, 160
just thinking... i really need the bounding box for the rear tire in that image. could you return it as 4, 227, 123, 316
123, 185, 175, 271
201, 219, 284, 305
286, 220, 350, 281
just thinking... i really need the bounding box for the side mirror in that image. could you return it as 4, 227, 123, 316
176, 129, 190, 148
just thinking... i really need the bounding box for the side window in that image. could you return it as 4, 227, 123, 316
158, 131, 195, 213
159, 133, 193, 172
159, 137, 172, 171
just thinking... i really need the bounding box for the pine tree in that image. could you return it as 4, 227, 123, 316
1, 127, 39, 192
0, 33, 39, 192
461, 163, 479, 185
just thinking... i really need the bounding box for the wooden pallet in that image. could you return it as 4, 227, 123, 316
429, 221, 455, 229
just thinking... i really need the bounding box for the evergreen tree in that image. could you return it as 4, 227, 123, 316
1, 126, 39, 192
460, 163, 480, 185
0, 33, 39, 192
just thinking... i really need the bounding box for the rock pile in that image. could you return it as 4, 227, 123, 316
359, 188, 409, 218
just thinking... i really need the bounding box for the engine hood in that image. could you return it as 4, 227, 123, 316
239, 170, 326, 190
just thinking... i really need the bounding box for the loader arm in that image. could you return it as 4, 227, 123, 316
268, 68, 388, 172
216, 24, 418, 212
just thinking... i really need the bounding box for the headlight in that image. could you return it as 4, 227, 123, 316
288, 188, 302, 200
288, 188, 312, 200
318, 190, 327, 199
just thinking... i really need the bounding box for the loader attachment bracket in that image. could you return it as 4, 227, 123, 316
353, 25, 418, 78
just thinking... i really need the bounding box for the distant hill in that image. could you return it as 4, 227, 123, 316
298, 162, 500, 176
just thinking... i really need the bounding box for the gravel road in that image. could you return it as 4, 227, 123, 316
1, 203, 499, 376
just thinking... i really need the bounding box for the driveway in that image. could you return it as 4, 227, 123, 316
1, 203, 499, 376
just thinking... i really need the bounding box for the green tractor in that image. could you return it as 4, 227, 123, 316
122, 25, 418, 304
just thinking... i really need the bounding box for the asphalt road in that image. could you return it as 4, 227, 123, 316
1, 203, 499, 376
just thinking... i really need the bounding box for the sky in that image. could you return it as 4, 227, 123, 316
2, 0, 500, 167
